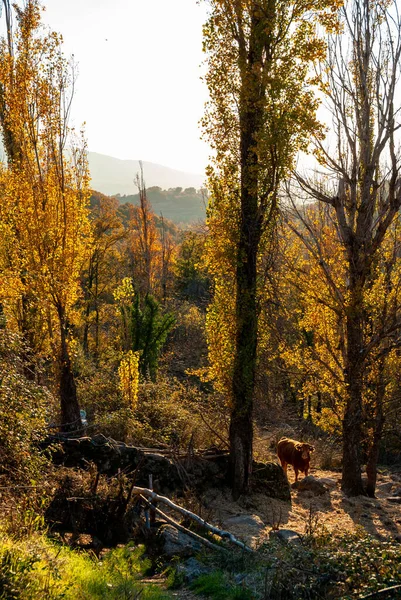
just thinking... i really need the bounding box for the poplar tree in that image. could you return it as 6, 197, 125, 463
202, 0, 340, 497
0, 0, 91, 431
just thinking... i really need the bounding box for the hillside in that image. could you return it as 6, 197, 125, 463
116, 186, 207, 224
88, 152, 206, 197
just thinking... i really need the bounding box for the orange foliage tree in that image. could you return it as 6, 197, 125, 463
288, 0, 401, 496
0, 0, 91, 430
82, 192, 126, 359
279, 201, 401, 496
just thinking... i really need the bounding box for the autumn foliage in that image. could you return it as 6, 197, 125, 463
0, 0, 400, 509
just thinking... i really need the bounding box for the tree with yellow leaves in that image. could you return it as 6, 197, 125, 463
128, 163, 161, 297
118, 350, 140, 410
202, 0, 341, 497
82, 192, 126, 360
0, 0, 91, 430
291, 0, 401, 496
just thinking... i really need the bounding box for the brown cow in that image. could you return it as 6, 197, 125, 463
277, 437, 315, 482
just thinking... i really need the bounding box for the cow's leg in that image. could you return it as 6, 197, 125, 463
294, 467, 299, 482
305, 466, 309, 477
280, 460, 288, 477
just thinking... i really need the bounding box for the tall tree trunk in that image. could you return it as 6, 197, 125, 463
366, 361, 385, 497
94, 263, 100, 361
20, 293, 37, 381
83, 254, 95, 356
316, 392, 322, 414
230, 213, 259, 497
307, 395, 312, 421
342, 285, 365, 496
366, 411, 384, 498
230, 20, 263, 497
58, 308, 80, 433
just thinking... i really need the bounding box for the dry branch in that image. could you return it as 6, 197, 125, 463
132, 486, 254, 553
197, 411, 230, 449
139, 495, 224, 553
360, 585, 401, 599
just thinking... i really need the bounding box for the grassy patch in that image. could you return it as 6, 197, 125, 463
191, 571, 254, 600
0, 533, 170, 600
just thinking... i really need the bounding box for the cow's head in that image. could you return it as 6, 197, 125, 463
295, 442, 315, 460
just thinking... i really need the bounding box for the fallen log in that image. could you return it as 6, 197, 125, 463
132, 486, 254, 553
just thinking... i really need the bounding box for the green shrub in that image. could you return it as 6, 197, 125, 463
164, 565, 185, 590
130, 293, 175, 381
0, 534, 170, 600
0, 547, 39, 600
259, 530, 401, 599
134, 376, 223, 449
328, 532, 401, 599
0, 330, 50, 484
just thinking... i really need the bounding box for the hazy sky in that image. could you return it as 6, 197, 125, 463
41, 0, 210, 174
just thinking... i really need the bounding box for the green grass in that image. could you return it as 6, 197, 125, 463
191, 571, 254, 600
0, 533, 170, 600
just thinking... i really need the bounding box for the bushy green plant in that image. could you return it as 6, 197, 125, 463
130, 293, 175, 381
0, 534, 170, 600
328, 532, 401, 599
133, 376, 223, 449
164, 565, 185, 590
0, 547, 39, 600
0, 330, 50, 484
258, 530, 401, 599
174, 231, 210, 302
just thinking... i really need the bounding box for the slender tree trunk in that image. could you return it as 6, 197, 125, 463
316, 392, 322, 414
298, 397, 304, 419
83, 255, 95, 356
160, 215, 168, 305
307, 395, 312, 421
94, 263, 100, 361
366, 413, 384, 498
82, 307, 90, 355
58, 307, 80, 432
230, 217, 259, 497
20, 293, 37, 381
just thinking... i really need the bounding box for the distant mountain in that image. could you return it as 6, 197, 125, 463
88, 152, 206, 196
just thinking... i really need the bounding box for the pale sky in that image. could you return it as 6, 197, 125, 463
41, 0, 210, 175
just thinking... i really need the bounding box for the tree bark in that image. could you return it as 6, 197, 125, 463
230, 201, 260, 497
230, 8, 265, 499
342, 281, 365, 496
366, 363, 385, 497
316, 392, 322, 414
59, 310, 81, 433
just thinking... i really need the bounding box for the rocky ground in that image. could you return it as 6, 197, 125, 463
198, 466, 401, 549
139, 462, 401, 598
